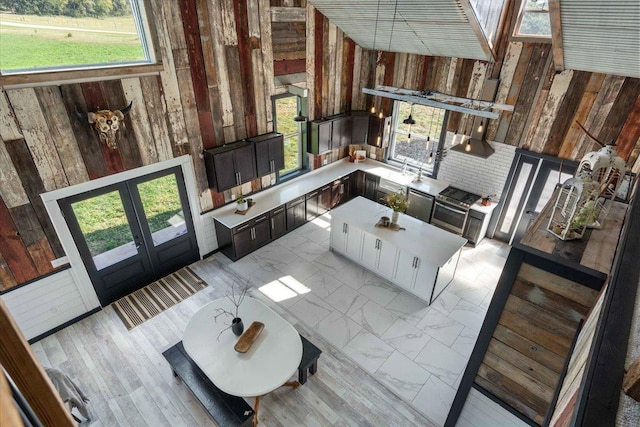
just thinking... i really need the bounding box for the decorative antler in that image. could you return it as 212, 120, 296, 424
575, 121, 606, 147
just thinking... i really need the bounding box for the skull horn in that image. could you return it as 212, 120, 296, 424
120, 101, 133, 116
74, 106, 88, 122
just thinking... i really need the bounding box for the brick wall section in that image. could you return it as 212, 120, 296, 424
437, 135, 516, 201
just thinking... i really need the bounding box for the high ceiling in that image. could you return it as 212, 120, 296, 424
307, 0, 494, 61
308, 0, 640, 79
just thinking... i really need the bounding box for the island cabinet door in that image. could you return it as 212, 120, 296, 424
330, 221, 348, 252
412, 258, 438, 303
377, 240, 397, 279
345, 224, 364, 260
361, 233, 380, 271
395, 251, 418, 290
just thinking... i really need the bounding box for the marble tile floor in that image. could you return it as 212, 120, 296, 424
213, 212, 509, 426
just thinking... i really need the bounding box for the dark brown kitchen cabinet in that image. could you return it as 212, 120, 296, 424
350, 111, 370, 144
306, 190, 321, 221
249, 132, 285, 178
319, 184, 333, 212
214, 213, 270, 261
332, 174, 352, 207
204, 141, 257, 192
367, 115, 392, 148
308, 114, 351, 154
286, 196, 306, 231
270, 205, 286, 240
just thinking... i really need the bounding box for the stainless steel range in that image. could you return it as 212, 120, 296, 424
431, 186, 482, 235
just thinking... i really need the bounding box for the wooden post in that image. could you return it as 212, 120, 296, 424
0, 299, 75, 426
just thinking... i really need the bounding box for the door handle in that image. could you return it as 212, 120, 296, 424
237, 172, 242, 184
271, 218, 274, 229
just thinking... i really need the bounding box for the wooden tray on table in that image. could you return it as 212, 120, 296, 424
234, 321, 265, 353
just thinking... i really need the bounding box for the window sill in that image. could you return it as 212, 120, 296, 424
0, 63, 165, 89
278, 168, 309, 184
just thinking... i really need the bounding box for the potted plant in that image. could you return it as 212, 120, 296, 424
236, 196, 248, 211
214, 281, 249, 338
386, 191, 409, 225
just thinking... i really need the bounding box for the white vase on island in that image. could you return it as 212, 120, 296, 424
391, 210, 399, 225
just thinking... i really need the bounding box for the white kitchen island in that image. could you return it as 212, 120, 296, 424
330, 196, 467, 304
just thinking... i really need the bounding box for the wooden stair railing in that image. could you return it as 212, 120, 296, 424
0, 298, 75, 426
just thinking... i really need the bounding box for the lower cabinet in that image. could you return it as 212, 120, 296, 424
361, 233, 397, 280
330, 221, 363, 261
286, 196, 307, 231
463, 209, 487, 246
215, 214, 271, 261
270, 205, 286, 240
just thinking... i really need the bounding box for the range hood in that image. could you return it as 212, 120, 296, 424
450, 78, 498, 159
451, 116, 495, 159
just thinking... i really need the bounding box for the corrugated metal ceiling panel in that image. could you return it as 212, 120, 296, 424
560, 0, 640, 78
309, 0, 491, 60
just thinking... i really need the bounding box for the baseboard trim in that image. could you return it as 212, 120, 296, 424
28, 307, 101, 344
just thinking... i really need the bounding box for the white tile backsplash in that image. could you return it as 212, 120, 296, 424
438, 134, 516, 200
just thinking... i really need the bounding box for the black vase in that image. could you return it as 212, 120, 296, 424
231, 318, 244, 336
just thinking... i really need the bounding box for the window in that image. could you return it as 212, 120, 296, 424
514, 0, 551, 38
0, 0, 156, 77
273, 94, 303, 176
389, 101, 448, 176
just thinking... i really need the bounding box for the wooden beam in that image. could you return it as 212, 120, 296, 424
271, 6, 305, 22
458, 0, 495, 62
0, 298, 75, 426
273, 59, 306, 76
548, 0, 565, 72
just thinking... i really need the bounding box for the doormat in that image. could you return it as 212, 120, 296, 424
111, 266, 206, 330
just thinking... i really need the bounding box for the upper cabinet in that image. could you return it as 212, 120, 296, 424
308, 111, 371, 154
248, 132, 285, 177
203, 141, 257, 192
367, 115, 392, 149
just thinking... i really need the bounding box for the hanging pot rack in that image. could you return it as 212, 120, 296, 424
362, 85, 514, 120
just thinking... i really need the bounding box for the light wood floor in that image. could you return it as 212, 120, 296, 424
31, 256, 436, 427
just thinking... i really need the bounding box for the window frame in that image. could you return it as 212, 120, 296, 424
387, 100, 449, 179
511, 0, 552, 42
0, 0, 162, 88
272, 93, 305, 179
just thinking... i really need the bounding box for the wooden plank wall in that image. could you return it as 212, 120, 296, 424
0, 1, 639, 294
475, 263, 599, 424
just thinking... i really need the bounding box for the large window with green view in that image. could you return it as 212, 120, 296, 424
514, 0, 551, 38
273, 94, 303, 176
389, 101, 448, 176
0, 0, 155, 75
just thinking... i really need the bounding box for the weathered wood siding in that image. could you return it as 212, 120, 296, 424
1, 1, 639, 293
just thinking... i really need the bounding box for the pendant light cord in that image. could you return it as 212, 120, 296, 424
388, 0, 398, 52
373, 0, 380, 51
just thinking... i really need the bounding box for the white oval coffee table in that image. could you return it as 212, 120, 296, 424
183, 296, 302, 425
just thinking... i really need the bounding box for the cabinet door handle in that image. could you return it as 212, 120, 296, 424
237, 223, 250, 232
251, 228, 255, 240
271, 218, 274, 229
255, 215, 267, 223
238, 172, 242, 184
412, 257, 417, 268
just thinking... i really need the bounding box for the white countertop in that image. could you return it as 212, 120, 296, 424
183, 296, 302, 397
211, 158, 494, 228
332, 197, 467, 267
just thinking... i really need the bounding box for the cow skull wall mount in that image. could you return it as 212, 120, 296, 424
75, 101, 133, 149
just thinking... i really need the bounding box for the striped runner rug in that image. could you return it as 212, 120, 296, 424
111, 266, 206, 330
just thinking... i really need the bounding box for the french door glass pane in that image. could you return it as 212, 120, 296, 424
499, 163, 533, 234
71, 190, 136, 270
534, 170, 574, 212
137, 174, 186, 247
